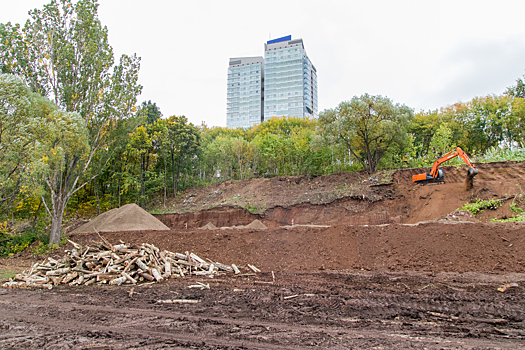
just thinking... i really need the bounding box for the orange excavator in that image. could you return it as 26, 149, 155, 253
412, 147, 478, 184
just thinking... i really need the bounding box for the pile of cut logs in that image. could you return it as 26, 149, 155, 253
2, 239, 257, 290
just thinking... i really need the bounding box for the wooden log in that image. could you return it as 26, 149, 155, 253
135, 259, 148, 271
110, 252, 120, 260
28, 283, 53, 290
190, 252, 208, 267
123, 257, 139, 273
96, 251, 112, 259
211, 261, 232, 272
96, 273, 120, 282
231, 264, 241, 274
70, 248, 80, 259
113, 244, 127, 251
164, 261, 171, 275
46, 267, 70, 276
174, 252, 187, 260
145, 243, 160, 254
24, 276, 50, 284
109, 276, 127, 285
76, 274, 85, 285
81, 246, 91, 258
193, 271, 212, 276
151, 268, 163, 281
72, 267, 93, 274
138, 271, 155, 281
156, 299, 199, 304
247, 264, 261, 273
62, 272, 78, 284
67, 239, 81, 249
122, 272, 137, 284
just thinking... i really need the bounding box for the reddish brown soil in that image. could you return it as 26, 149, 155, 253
2, 161, 525, 349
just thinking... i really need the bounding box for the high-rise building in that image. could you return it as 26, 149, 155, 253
226, 35, 317, 128
264, 36, 317, 121
226, 57, 264, 129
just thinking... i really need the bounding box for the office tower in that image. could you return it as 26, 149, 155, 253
264, 35, 317, 121
226, 57, 264, 129
226, 35, 317, 128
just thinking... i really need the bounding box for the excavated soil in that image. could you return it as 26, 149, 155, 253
2, 161, 525, 349
72, 203, 170, 233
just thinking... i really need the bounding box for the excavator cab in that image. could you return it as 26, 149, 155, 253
412, 169, 444, 183
412, 147, 478, 185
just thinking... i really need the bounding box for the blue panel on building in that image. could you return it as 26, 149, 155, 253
267, 35, 291, 44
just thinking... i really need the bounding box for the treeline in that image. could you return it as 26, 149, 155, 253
74, 92, 525, 218
2, 0, 525, 247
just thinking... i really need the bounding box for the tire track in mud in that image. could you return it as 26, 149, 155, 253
1, 274, 524, 350
0, 298, 520, 350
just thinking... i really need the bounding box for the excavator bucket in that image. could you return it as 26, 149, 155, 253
465, 167, 478, 190
468, 167, 479, 177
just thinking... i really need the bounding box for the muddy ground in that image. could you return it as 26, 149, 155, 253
1, 161, 525, 349
1, 271, 524, 349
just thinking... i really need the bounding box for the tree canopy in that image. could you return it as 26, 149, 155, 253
0, 0, 142, 245
319, 94, 414, 174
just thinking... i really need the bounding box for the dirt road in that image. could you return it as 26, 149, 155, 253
1, 271, 524, 349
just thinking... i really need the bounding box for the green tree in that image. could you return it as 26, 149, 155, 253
166, 116, 200, 195
150, 119, 169, 206
0, 0, 142, 245
458, 95, 512, 154
0, 74, 43, 214
35, 106, 88, 246
505, 75, 525, 98
127, 126, 153, 207
429, 124, 454, 157
319, 94, 413, 174
507, 97, 525, 147
138, 100, 162, 126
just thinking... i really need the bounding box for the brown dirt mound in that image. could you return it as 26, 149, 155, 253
69, 220, 525, 273
243, 219, 267, 230
198, 222, 218, 230
71, 203, 169, 234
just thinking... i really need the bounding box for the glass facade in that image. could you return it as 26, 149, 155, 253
226, 36, 317, 128
226, 57, 264, 129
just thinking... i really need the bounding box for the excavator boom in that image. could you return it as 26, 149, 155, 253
412, 147, 478, 184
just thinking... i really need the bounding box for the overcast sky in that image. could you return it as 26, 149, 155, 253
3, 1, 525, 127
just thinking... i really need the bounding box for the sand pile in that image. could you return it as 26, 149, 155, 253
72, 203, 170, 234
244, 219, 267, 230
198, 220, 267, 230
224, 219, 268, 230
198, 222, 218, 230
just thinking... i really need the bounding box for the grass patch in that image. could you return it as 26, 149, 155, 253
491, 215, 525, 223
246, 204, 258, 214
461, 199, 502, 215
149, 207, 173, 215
0, 269, 17, 283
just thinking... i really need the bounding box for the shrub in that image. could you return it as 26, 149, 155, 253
461, 199, 502, 215
491, 215, 525, 223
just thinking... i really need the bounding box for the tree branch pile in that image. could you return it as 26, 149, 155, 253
2, 239, 254, 290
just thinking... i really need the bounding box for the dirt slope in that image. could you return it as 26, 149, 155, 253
170, 161, 525, 226
61, 161, 525, 274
